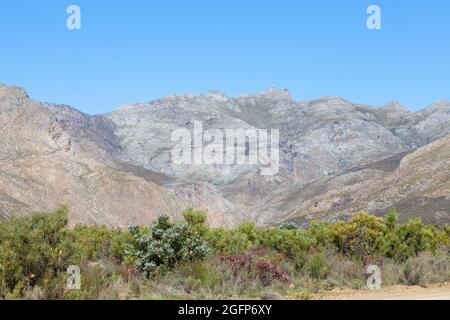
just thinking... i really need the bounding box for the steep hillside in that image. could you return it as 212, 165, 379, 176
0, 83, 449, 226
0, 84, 232, 227
282, 135, 450, 226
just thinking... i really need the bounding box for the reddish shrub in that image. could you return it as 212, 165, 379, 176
362, 255, 385, 267
122, 266, 137, 282
221, 251, 289, 286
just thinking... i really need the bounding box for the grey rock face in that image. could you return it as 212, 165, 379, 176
1, 83, 450, 226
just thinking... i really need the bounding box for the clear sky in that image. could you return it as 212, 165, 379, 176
1, 0, 449, 114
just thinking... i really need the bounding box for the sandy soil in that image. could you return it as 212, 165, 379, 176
314, 284, 450, 300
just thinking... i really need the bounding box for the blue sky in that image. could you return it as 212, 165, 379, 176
0, 0, 449, 114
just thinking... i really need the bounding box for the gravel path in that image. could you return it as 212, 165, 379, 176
314, 284, 450, 300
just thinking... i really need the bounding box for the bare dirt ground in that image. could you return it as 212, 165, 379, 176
314, 284, 450, 300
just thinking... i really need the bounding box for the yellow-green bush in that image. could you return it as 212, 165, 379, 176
205, 222, 260, 255
71, 225, 132, 262
204, 209, 449, 269
328, 212, 389, 259
0, 207, 133, 299
0, 207, 78, 298
387, 218, 444, 262
182, 208, 207, 228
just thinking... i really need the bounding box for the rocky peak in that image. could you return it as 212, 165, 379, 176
236, 87, 292, 101
383, 101, 408, 113
203, 90, 230, 103
429, 101, 450, 112
263, 87, 291, 99
2, 83, 450, 227
0, 84, 29, 101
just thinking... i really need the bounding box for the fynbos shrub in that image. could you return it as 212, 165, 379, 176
127, 215, 210, 277
221, 252, 289, 286
0, 207, 78, 299
278, 222, 299, 230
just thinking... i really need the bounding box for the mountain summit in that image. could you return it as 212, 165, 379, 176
0, 84, 449, 226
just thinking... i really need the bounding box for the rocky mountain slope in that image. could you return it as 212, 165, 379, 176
0, 84, 231, 227
0, 83, 449, 226
282, 134, 450, 226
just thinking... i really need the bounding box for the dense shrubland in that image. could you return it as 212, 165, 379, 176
0, 207, 449, 300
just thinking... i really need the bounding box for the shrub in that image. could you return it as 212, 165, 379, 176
303, 251, 330, 279
327, 211, 448, 262
221, 251, 289, 286
64, 261, 122, 300
444, 224, 450, 238
0, 206, 449, 300
278, 222, 298, 230
127, 215, 210, 277
258, 228, 315, 262
182, 208, 207, 227
383, 208, 399, 230
401, 250, 450, 286
0, 207, 78, 299
324, 251, 366, 290
71, 226, 132, 263
329, 212, 388, 260
387, 218, 444, 262
236, 222, 258, 243
204, 227, 231, 254
177, 260, 221, 290
206, 222, 259, 255
304, 221, 334, 248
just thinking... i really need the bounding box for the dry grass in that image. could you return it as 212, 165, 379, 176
58, 248, 450, 300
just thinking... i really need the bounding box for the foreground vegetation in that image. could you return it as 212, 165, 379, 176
0, 207, 449, 300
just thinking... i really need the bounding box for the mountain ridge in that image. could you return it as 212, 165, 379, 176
0, 83, 449, 226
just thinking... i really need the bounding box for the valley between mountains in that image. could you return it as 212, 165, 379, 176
1, 83, 449, 227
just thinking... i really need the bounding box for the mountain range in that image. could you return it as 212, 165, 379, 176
1, 83, 449, 227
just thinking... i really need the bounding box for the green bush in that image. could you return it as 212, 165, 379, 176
0, 207, 78, 299
257, 228, 315, 269
303, 251, 330, 279
444, 224, 450, 237
127, 215, 210, 277
303, 220, 334, 248
278, 222, 299, 230
384, 208, 399, 230
177, 260, 221, 290
387, 218, 443, 262
0, 206, 449, 300
182, 208, 207, 227
71, 226, 132, 262
329, 212, 389, 259
206, 222, 259, 255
